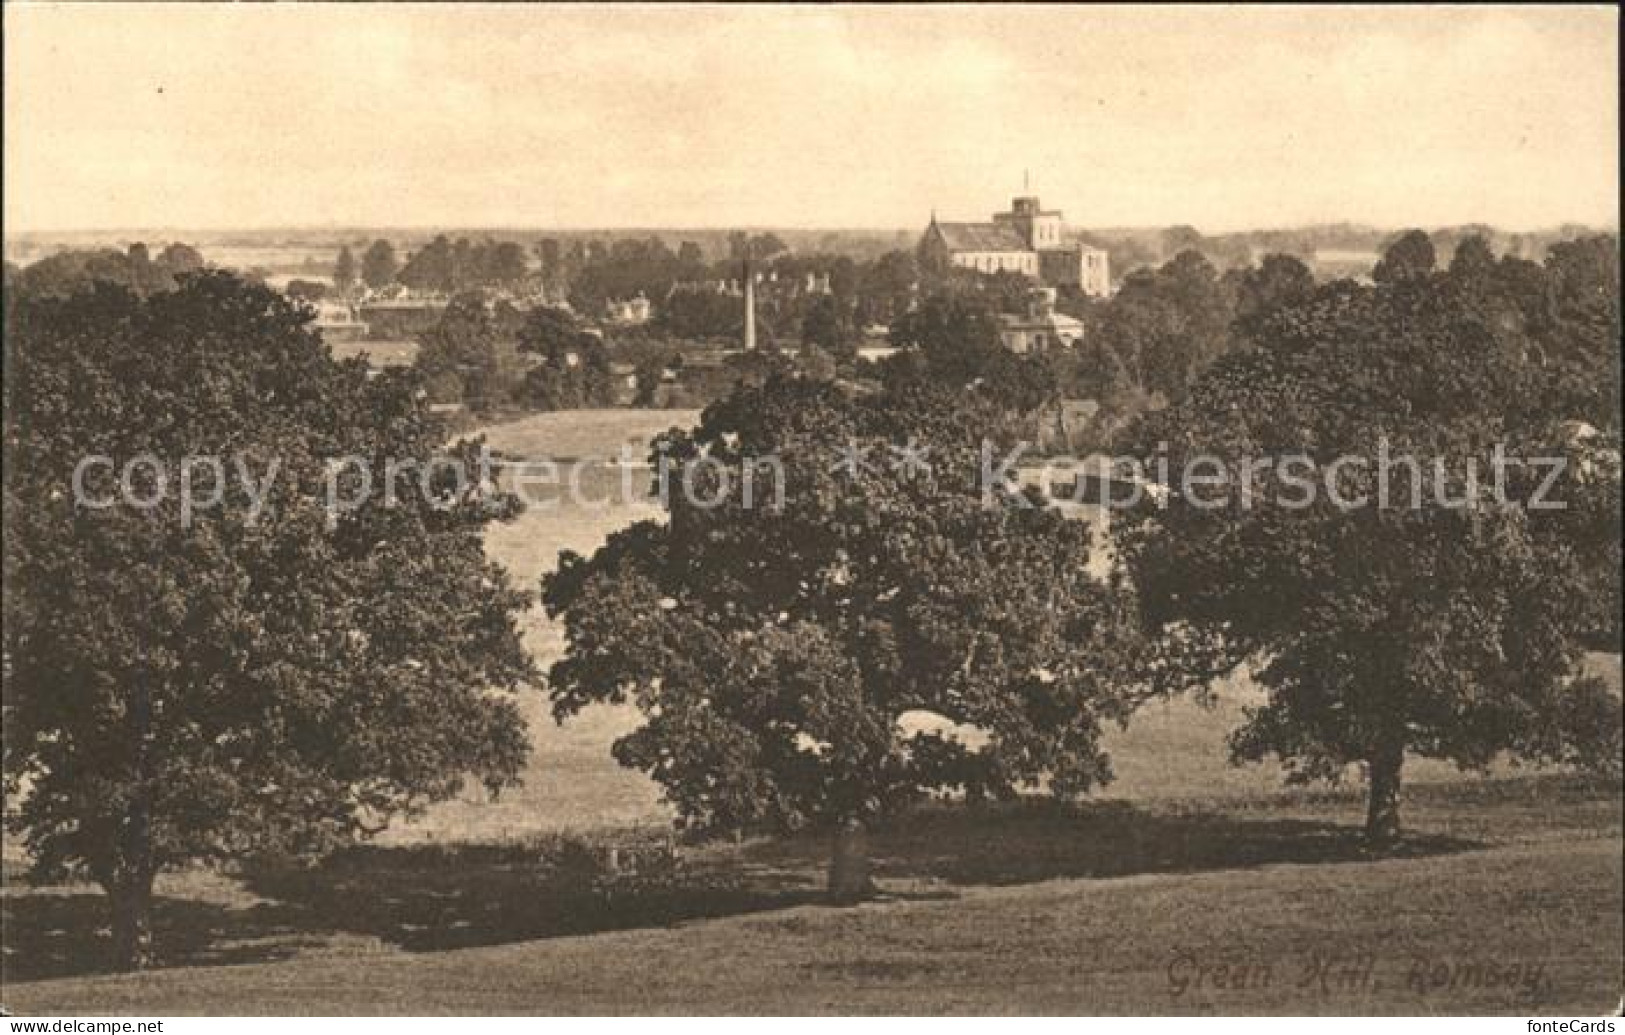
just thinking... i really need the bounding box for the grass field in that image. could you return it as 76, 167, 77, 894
376, 409, 702, 841
328, 339, 420, 368
3, 410, 1620, 1014
4, 778, 1619, 1014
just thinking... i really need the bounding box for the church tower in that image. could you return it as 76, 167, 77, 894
1005, 196, 1064, 250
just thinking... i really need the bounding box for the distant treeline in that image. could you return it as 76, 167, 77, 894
3, 241, 206, 298
11, 220, 1607, 282
1080, 222, 1609, 279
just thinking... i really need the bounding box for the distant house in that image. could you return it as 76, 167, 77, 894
997, 287, 1083, 354
856, 344, 900, 363
606, 293, 652, 325
308, 301, 370, 343
920, 195, 1111, 296
358, 295, 448, 339
608, 361, 640, 405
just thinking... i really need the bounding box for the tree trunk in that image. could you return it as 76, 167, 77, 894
1364, 738, 1405, 849
116, 582, 159, 972
109, 872, 155, 971
827, 817, 876, 903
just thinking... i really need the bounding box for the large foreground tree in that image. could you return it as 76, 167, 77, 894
3, 273, 535, 969
1117, 235, 1622, 847
543, 376, 1143, 899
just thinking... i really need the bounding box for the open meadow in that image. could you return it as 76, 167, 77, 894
3, 409, 1620, 1015
328, 339, 420, 369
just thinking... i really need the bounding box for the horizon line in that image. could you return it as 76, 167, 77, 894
6, 218, 1619, 242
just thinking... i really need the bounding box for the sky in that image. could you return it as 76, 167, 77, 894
4, 4, 1618, 234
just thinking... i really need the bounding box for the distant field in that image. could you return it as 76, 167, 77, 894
328, 339, 420, 368
380, 410, 701, 842
206, 245, 341, 275
473, 408, 704, 462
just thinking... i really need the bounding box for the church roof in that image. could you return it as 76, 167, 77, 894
999, 309, 1084, 333
932, 221, 1031, 254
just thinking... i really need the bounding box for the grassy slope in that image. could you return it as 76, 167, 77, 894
379, 410, 701, 841
4, 411, 1621, 1014
6, 819, 1619, 1014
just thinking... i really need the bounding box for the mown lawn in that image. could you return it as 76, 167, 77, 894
3, 775, 1619, 1014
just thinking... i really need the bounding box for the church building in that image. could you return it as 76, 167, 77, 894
919, 195, 1111, 296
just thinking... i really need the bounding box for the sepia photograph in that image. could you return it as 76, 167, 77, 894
1, 2, 1620, 1022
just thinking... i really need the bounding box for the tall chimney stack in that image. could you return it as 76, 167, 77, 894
742, 258, 757, 351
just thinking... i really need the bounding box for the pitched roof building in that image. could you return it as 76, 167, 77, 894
998, 287, 1084, 354
919, 195, 1111, 296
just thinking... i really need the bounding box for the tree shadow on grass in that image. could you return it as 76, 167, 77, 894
243, 800, 1481, 953
241, 839, 824, 954
1, 890, 321, 983
2, 797, 1485, 982
858, 798, 1480, 887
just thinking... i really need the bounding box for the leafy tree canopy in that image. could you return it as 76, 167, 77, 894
3, 273, 534, 967
543, 375, 1144, 897
516, 306, 617, 411
1084, 249, 1236, 405
413, 292, 527, 413
1116, 232, 1622, 845
360, 239, 399, 291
